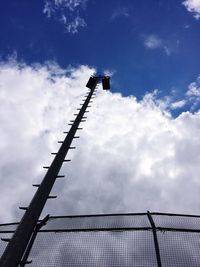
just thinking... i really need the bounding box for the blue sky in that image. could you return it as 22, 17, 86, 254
1, 0, 200, 105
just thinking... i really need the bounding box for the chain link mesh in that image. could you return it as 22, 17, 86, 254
1, 213, 200, 266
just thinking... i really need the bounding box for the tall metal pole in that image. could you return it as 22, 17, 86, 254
0, 80, 98, 267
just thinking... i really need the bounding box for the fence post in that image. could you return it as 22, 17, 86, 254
147, 211, 162, 267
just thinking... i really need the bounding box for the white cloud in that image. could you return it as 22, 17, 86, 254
183, 0, 200, 19
1, 61, 200, 226
65, 16, 86, 34
144, 35, 162, 49
103, 69, 116, 77
143, 34, 171, 56
139, 90, 186, 112
43, 0, 88, 33
184, 75, 200, 112
163, 45, 171, 56
43, 0, 53, 18
111, 7, 129, 20
170, 100, 186, 109
186, 79, 200, 97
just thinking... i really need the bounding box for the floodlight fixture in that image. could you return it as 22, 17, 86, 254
86, 76, 98, 90
102, 76, 110, 90
86, 75, 111, 90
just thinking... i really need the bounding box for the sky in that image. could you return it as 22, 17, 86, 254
1, 0, 200, 221
1, 0, 200, 265
1, 0, 200, 102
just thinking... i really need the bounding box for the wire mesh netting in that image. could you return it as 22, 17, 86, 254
43, 214, 150, 231
29, 231, 157, 267
1, 212, 200, 266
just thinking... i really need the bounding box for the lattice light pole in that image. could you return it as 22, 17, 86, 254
0, 75, 110, 267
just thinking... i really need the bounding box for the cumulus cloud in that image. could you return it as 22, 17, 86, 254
1, 61, 200, 226
139, 90, 186, 112
143, 34, 171, 56
183, 0, 200, 19
0, 61, 95, 222
43, 0, 88, 33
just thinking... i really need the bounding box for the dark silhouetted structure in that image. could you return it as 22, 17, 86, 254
86, 76, 110, 90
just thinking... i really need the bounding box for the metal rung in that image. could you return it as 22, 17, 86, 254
19, 207, 28, 210
20, 260, 32, 265
58, 141, 64, 143
87, 106, 92, 108
77, 108, 81, 110
1, 238, 11, 242
85, 111, 89, 113
68, 124, 73, 126
73, 136, 80, 138
32, 184, 40, 187
82, 116, 87, 119
63, 159, 71, 162
63, 132, 68, 134
51, 153, 57, 155
36, 215, 49, 227
73, 114, 78, 116
56, 175, 65, 178
77, 128, 83, 130
70, 120, 75, 122
47, 196, 57, 199
43, 166, 50, 169
69, 147, 76, 149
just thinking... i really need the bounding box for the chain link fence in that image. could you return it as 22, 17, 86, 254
1, 212, 200, 266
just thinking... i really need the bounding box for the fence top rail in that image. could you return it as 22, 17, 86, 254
2, 226, 200, 234
151, 212, 200, 218
49, 212, 147, 219
49, 211, 200, 219
1, 211, 200, 227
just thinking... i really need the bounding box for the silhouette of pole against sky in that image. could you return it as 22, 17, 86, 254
0, 76, 110, 267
